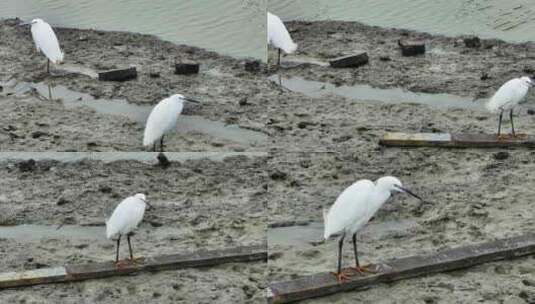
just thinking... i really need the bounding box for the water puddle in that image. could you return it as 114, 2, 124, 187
0, 152, 267, 163
2, 81, 267, 145
268, 219, 420, 247
269, 75, 486, 111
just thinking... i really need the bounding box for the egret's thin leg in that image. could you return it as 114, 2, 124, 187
127, 234, 134, 260
497, 110, 503, 136
115, 235, 121, 263
160, 136, 165, 152
153, 142, 156, 152
337, 233, 345, 275
278, 48, 281, 67
510, 108, 516, 136
352, 233, 360, 268
47, 59, 50, 74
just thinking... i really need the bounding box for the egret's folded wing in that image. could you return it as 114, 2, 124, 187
31, 22, 64, 63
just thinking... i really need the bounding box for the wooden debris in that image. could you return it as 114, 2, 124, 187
398, 39, 425, 56
98, 67, 137, 82
379, 132, 535, 148
329, 53, 369, 68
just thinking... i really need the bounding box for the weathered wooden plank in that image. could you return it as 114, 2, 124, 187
0, 245, 266, 289
329, 53, 369, 68
98, 67, 137, 81
379, 132, 535, 148
267, 234, 535, 304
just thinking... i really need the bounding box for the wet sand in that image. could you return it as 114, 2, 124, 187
0, 154, 267, 303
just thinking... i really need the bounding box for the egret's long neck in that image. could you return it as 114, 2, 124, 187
369, 184, 391, 215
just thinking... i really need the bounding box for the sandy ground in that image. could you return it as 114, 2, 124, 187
0, 154, 267, 303
0, 18, 272, 151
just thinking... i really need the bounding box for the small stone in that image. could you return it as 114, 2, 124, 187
174, 61, 199, 75
157, 152, 171, 169
244, 60, 261, 72
463, 36, 481, 48
31, 131, 48, 139
238, 97, 248, 106
270, 170, 287, 180
56, 197, 71, 206
329, 52, 369, 68
99, 185, 113, 193
149, 71, 160, 78
480, 73, 490, 80
528, 109, 535, 115
494, 151, 509, 160
379, 56, 391, 61
398, 39, 426, 56
17, 159, 36, 172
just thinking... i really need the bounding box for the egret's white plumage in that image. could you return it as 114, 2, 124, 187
106, 193, 148, 240
267, 12, 297, 54
30, 19, 64, 64
143, 94, 185, 150
324, 176, 422, 281
486, 77, 532, 113
324, 177, 402, 240
486, 76, 533, 136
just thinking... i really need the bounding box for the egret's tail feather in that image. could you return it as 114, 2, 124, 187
284, 42, 298, 54
323, 207, 330, 240
486, 97, 500, 113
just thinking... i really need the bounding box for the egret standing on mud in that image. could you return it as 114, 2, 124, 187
267, 12, 297, 66
486, 76, 533, 137
106, 193, 152, 265
143, 94, 200, 152
29, 19, 64, 73
323, 176, 423, 282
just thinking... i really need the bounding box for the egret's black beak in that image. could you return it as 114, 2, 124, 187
184, 97, 200, 104
141, 199, 153, 210
395, 185, 423, 201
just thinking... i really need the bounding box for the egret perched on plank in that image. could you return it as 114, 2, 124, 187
106, 193, 152, 265
323, 176, 423, 282
29, 19, 64, 73
486, 76, 533, 138
143, 94, 200, 152
267, 12, 297, 66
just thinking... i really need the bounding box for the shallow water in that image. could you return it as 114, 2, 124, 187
0, 152, 267, 163
269, 0, 535, 43
269, 75, 486, 111
0, 0, 266, 60
2, 80, 268, 146
268, 220, 420, 247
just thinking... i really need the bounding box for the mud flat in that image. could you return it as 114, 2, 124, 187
0, 153, 267, 303
266, 20, 535, 152
0, 18, 271, 151
267, 151, 535, 303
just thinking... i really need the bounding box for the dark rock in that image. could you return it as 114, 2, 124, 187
149, 71, 160, 78
270, 170, 287, 180
238, 97, 248, 106
297, 121, 316, 129
56, 197, 71, 206
398, 39, 426, 56
174, 61, 199, 75
480, 73, 490, 80
17, 159, 36, 172
528, 109, 535, 115
157, 152, 171, 168
329, 53, 369, 68
379, 56, 391, 61
98, 67, 137, 81
494, 151, 509, 160
99, 185, 113, 193
463, 36, 481, 48
31, 131, 48, 139
149, 221, 164, 228
244, 60, 261, 72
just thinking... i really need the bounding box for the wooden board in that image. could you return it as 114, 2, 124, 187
0, 244, 266, 289
379, 132, 535, 148
267, 234, 535, 303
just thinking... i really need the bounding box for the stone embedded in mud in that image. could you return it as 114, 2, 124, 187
174, 61, 199, 75
31, 131, 48, 139
494, 151, 509, 160
270, 169, 288, 180
157, 152, 171, 168
528, 109, 535, 115
244, 60, 261, 72
98, 67, 137, 82
464, 36, 481, 48
16, 159, 36, 172
329, 53, 369, 68
398, 39, 426, 56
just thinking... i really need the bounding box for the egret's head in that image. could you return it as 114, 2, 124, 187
171, 94, 200, 104
521, 76, 534, 87
134, 193, 153, 210
30, 19, 42, 25
376, 176, 422, 200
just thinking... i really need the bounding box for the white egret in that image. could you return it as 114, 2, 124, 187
143, 94, 200, 152
323, 176, 423, 282
486, 76, 533, 137
267, 12, 297, 66
29, 19, 64, 73
106, 193, 152, 265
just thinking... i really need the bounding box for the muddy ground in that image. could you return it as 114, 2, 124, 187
0, 18, 272, 151
0, 154, 266, 303
267, 151, 535, 303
